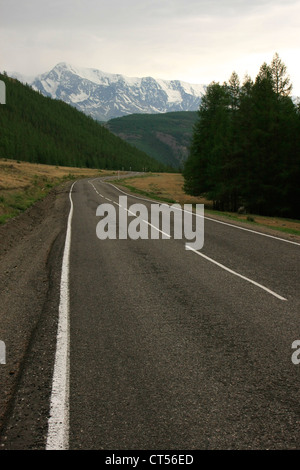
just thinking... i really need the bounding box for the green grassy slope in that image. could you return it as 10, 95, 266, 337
0, 74, 168, 172
107, 111, 198, 169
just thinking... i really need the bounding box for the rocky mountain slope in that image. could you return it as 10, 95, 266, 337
11, 63, 205, 121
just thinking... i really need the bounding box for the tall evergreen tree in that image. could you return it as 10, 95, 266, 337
183, 82, 231, 208
270, 52, 293, 97
183, 53, 300, 218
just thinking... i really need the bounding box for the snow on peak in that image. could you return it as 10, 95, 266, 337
13, 62, 206, 121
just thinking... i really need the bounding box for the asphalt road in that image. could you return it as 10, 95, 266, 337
1, 176, 300, 450
69, 178, 300, 449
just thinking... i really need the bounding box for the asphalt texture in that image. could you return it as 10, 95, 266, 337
0, 176, 300, 450
69, 179, 300, 450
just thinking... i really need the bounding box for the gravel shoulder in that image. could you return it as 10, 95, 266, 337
0, 181, 72, 449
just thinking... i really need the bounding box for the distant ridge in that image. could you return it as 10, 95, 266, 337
107, 111, 199, 168
9, 63, 206, 121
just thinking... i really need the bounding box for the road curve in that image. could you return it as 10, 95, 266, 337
1, 176, 300, 450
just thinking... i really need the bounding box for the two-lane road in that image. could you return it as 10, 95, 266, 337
66, 178, 300, 449
1, 176, 300, 450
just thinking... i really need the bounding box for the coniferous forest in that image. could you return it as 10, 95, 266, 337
183, 54, 300, 219
0, 73, 168, 172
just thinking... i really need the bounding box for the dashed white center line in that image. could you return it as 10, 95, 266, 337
186, 246, 287, 301
90, 179, 289, 300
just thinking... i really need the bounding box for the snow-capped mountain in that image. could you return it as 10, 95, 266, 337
11, 63, 206, 121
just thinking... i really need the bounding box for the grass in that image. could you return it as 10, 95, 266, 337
0, 158, 113, 224
111, 173, 210, 205
2, 161, 299, 238
110, 172, 300, 238
119, 184, 177, 204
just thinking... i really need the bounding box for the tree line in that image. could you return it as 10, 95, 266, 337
183, 54, 300, 218
0, 73, 168, 172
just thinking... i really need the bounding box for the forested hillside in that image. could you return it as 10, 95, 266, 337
183, 54, 300, 218
107, 111, 198, 168
0, 74, 167, 172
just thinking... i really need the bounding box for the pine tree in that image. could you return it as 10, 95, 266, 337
183, 82, 232, 208
270, 52, 292, 97
183, 55, 300, 218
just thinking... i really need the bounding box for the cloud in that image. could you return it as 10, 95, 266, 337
1, 0, 300, 95
2, 0, 298, 32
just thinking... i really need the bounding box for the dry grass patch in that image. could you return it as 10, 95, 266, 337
0, 159, 111, 190
117, 173, 210, 205
0, 158, 113, 224
207, 210, 300, 235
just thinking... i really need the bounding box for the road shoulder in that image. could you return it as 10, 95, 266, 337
0, 181, 72, 449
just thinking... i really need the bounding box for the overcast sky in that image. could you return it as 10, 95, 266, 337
1, 0, 300, 95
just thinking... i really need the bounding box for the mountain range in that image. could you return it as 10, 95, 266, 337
10, 63, 206, 121
0, 71, 167, 172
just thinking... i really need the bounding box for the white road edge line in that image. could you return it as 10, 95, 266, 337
186, 246, 287, 301
46, 181, 75, 450
106, 181, 300, 247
